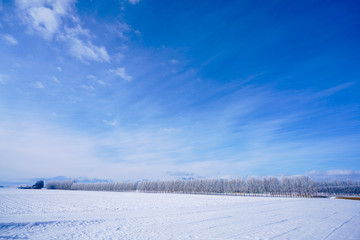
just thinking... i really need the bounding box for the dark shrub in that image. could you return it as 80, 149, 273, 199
32, 180, 44, 189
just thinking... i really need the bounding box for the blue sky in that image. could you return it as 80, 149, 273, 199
0, 0, 359, 182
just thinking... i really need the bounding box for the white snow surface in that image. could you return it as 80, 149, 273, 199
0, 189, 359, 239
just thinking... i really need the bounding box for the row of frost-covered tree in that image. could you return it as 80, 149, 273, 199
46, 176, 360, 197
71, 182, 137, 191
137, 177, 318, 197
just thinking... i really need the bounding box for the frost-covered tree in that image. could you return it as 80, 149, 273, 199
46, 180, 75, 190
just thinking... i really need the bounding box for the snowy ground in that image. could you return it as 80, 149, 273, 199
0, 189, 359, 239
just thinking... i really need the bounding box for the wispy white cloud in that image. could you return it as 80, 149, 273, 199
15, 0, 110, 63
16, 0, 74, 40
80, 85, 95, 91
88, 75, 106, 85
317, 82, 354, 98
0, 117, 102, 179
52, 76, 60, 84
87, 75, 96, 80
110, 67, 133, 82
170, 59, 179, 64
55, 24, 109, 62
62, 24, 90, 38
66, 38, 110, 63
3, 34, 18, 45
102, 119, 118, 127
57, 66, 62, 71
106, 21, 131, 39
128, 0, 141, 5
33, 81, 44, 89
1, 79, 359, 181
0, 108, 192, 181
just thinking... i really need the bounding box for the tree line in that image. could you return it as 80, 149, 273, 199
45, 176, 360, 197
71, 182, 137, 191
17, 180, 44, 189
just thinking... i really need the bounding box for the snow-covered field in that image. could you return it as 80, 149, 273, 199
0, 189, 359, 239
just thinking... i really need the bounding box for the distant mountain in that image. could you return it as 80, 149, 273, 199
307, 170, 360, 181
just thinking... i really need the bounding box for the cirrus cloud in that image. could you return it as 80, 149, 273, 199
110, 67, 133, 82
3, 34, 18, 45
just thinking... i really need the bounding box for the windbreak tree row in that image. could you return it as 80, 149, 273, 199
46, 180, 75, 190
137, 177, 360, 196
71, 182, 138, 191
137, 176, 318, 197
45, 176, 360, 197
